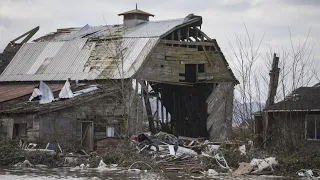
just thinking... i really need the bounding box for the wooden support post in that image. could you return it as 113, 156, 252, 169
177, 90, 181, 136
171, 32, 174, 41
172, 92, 176, 133
161, 96, 164, 124
186, 27, 190, 42
194, 26, 199, 42
141, 81, 156, 134
135, 80, 139, 134
166, 108, 169, 126
264, 53, 280, 148
156, 93, 160, 130
178, 29, 181, 41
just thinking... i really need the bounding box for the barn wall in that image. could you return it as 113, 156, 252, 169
206, 82, 234, 141
138, 41, 234, 83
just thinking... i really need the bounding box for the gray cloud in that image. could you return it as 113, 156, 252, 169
0, 0, 319, 66
283, 0, 320, 6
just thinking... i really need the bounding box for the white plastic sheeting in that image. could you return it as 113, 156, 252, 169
39, 81, 54, 104
250, 157, 278, 173
59, 80, 73, 99
239, 145, 246, 155
29, 88, 42, 101
73, 85, 98, 97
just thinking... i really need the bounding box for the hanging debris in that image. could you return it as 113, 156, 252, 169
29, 81, 54, 104
59, 79, 73, 99
39, 81, 54, 104
29, 85, 42, 101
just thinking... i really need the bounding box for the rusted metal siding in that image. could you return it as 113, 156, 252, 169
0, 84, 63, 102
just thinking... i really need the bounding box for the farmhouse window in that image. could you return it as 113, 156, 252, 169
306, 115, 320, 140
94, 125, 117, 139
13, 123, 27, 138
106, 126, 115, 137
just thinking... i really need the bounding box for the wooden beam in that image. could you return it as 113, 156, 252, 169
194, 26, 198, 42
156, 93, 160, 129
202, 45, 213, 67
11, 26, 40, 44
141, 81, 156, 134
186, 27, 190, 42
161, 92, 164, 124
166, 108, 169, 126
136, 79, 139, 134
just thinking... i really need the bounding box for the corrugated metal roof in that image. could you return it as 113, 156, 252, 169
125, 18, 185, 37
96, 37, 159, 79
0, 39, 93, 81
0, 84, 63, 102
0, 15, 202, 81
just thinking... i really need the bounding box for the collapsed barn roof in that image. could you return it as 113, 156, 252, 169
0, 15, 202, 82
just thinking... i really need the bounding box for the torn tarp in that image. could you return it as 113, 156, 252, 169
39, 81, 54, 104
29, 81, 54, 104
29, 87, 42, 101
59, 79, 73, 99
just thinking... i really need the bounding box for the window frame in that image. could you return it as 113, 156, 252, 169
106, 126, 115, 137
305, 115, 320, 141
197, 64, 205, 73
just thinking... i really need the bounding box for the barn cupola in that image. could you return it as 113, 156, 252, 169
118, 4, 154, 28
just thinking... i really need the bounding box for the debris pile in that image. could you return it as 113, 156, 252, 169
131, 131, 224, 174
156, 155, 202, 173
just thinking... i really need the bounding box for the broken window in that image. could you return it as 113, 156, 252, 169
198, 64, 205, 73
106, 126, 115, 137
306, 115, 320, 140
13, 123, 27, 139
94, 125, 117, 139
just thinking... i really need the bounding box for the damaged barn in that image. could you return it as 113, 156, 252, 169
0, 6, 238, 151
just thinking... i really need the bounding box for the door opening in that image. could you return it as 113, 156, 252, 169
81, 121, 94, 152
185, 64, 197, 82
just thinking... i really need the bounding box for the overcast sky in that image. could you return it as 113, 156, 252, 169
0, 0, 319, 73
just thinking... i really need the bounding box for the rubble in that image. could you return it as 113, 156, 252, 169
250, 157, 278, 173
156, 155, 203, 173
13, 160, 33, 168
297, 169, 320, 178
3, 131, 289, 178
233, 157, 278, 176
207, 169, 219, 176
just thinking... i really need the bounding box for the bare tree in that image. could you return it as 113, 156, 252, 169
229, 24, 316, 133
227, 22, 265, 127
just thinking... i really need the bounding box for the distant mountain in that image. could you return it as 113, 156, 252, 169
233, 100, 265, 126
